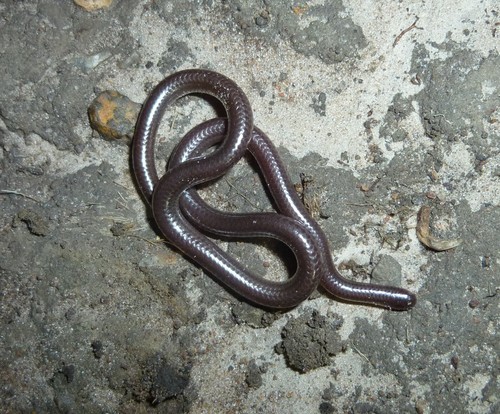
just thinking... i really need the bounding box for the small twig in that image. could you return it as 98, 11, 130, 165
345, 202, 375, 208
112, 180, 130, 191
352, 344, 375, 368
126, 234, 166, 246
393, 17, 420, 47
115, 191, 131, 211
224, 178, 262, 210
170, 111, 179, 131
0, 189, 41, 203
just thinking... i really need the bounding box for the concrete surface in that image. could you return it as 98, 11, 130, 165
0, 1, 498, 413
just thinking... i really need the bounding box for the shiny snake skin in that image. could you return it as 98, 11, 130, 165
132, 69, 416, 310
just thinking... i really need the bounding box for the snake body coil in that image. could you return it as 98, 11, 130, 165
132, 69, 416, 310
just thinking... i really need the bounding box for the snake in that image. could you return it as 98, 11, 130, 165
132, 69, 417, 310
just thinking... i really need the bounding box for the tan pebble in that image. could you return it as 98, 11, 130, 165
74, 0, 113, 12
88, 90, 141, 142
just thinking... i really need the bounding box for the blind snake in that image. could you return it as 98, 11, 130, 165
132, 69, 417, 310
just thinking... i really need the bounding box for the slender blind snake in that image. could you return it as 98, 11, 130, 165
132, 69, 417, 310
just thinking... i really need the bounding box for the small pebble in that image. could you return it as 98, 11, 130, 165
74, 0, 113, 11
88, 90, 141, 142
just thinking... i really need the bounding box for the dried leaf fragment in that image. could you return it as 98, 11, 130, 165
416, 206, 462, 251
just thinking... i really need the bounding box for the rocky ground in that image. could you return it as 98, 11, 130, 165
0, 1, 498, 413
